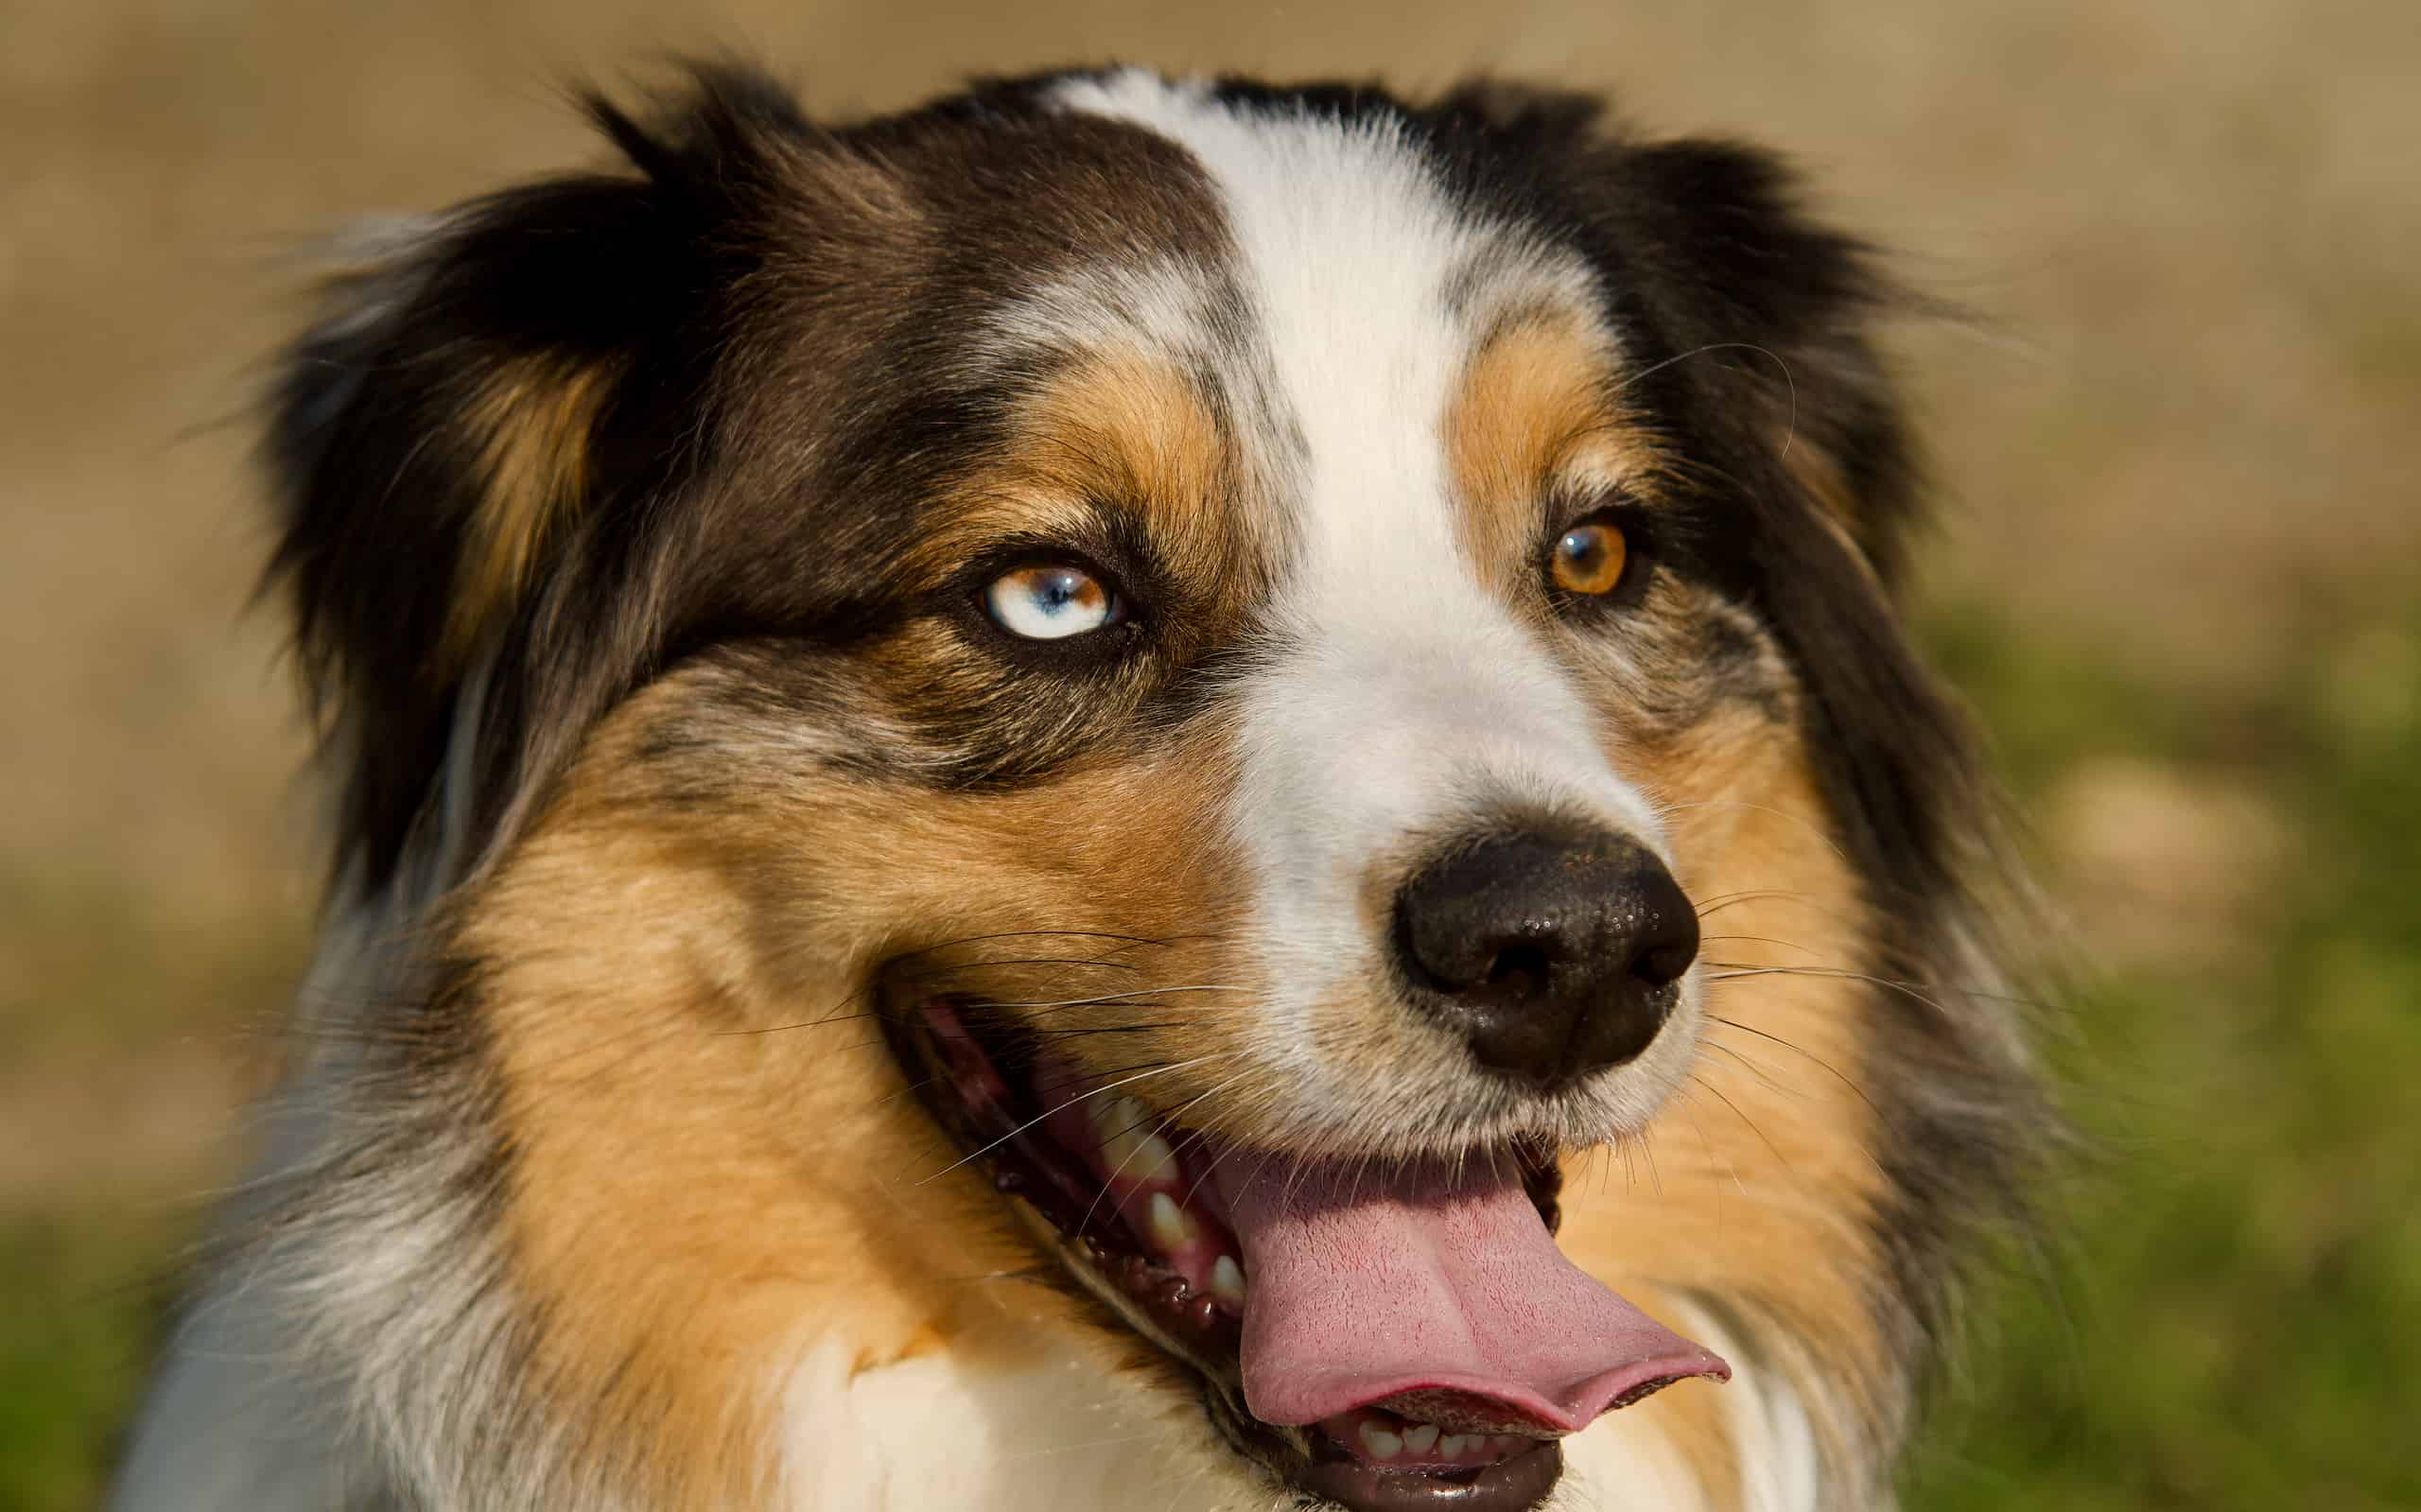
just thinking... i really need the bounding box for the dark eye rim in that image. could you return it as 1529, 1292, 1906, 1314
1541, 498, 1657, 615
942, 539, 1151, 670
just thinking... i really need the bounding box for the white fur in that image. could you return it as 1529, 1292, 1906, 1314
1681, 1301, 1826, 1512
975, 258, 1224, 378
774, 1328, 1777, 1512
776, 1337, 1273, 1512
113, 888, 444, 1512
1054, 72, 1699, 1153
1556, 1398, 1715, 1512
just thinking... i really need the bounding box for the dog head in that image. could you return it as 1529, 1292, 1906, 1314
262, 66, 2032, 1512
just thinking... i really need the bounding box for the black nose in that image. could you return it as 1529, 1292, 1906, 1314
1392, 826, 1699, 1090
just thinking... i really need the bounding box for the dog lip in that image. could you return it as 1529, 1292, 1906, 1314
875, 989, 1575, 1512
1202, 1369, 1567, 1512
1298, 1441, 1563, 1511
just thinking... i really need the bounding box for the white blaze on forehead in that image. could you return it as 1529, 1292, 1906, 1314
1057, 72, 1673, 1126
973, 258, 1214, 374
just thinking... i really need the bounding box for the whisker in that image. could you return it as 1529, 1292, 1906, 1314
1684, 1070, 1795, 1175
1703, 963, 2046, 1018
912, 1058, 1213, 1186
1660, 798, 1844, 862
1696, 933, 1824, 958
967, 985, 1247, 1011
1692, 889, 1814, 920
1705, 1012, 1890, 1123
1189, 1137, 1283, 1217
711, 985, 871, 1038
892, 956, 1146, 981
714, 1011, 878, 1036
1609, 341, 1798, 464
1176, 1077, 1267, 1207
1663, 1086, 1750, 1200
890, 930, 1197, 961
1745, 962, 2058, 1014
1697, 1034, 1807, 1103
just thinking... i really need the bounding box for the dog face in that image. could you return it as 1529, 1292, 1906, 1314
256, 66, 2033, 1512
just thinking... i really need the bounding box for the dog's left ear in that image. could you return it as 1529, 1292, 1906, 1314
1433, 83, 1925, 591
264, 66, 818, 889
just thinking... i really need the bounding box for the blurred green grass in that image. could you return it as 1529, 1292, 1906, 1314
1900, 600, 2421, 1511
0, 889, 300, 1512
5, 599, 2414, 1509
0, 1210, 179, 1512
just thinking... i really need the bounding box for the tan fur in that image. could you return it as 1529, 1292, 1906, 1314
1779, 441, 1896, 588
904, 348, 1274, 627
1443, 306, 1666, 597
470, 680, 1258, 1504
1557, 703, 1897, 1504
447, 357, 618, 659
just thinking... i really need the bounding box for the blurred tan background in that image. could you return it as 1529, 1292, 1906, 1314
4, 2, 2417, 1507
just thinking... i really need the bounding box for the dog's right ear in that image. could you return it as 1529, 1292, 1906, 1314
265, 66, 811, 891
1430, 81, 1928, 593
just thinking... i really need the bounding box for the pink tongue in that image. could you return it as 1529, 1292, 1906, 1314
1211, 1153, 1729, 1434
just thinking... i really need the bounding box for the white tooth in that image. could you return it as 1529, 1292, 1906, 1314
1402, 1423, 1439, 1454
1136, 1132, 1180, 1181
1358, 1423, 1402, 1460
1491, 1435, 1523, 1452
1105, 1127, 1178, 1183
1437, 1434, 1466, 1457
1093, 1098, 1179, 1183
1147, 1192, 1196, 1250
1210, 1255, 1246, 1308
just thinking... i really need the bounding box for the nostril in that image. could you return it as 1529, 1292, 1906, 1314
1394, 825, 1697, 1087
1625, 869, 1701, 990
1484, 943, 1552, 999
1633, 943, 1694, 989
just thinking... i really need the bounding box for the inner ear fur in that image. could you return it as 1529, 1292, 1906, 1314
262, 69, 813, 890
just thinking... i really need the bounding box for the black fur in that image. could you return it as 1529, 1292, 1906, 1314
261, 72, 2038, 1494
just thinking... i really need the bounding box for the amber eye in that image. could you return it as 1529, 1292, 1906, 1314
1550, 520, 1629, 596
983, 563, 1119, 639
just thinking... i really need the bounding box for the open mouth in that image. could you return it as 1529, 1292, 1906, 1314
883, 992, 1730, 1511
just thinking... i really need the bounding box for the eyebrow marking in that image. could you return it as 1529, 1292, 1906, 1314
1443, 305, 1665, 598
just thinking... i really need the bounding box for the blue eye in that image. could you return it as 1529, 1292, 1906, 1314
983, 563, 1118, 640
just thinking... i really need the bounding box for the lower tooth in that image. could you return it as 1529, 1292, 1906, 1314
1210, 1255, 1246, 1308
1359, 1423, 1402, 1460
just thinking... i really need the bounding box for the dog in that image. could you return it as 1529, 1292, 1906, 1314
113, 63, 2041, 1512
